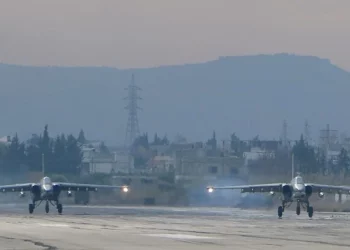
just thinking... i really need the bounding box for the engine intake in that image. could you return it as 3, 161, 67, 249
282, 185, 292, 198
318, 192, 324, 198
67, 190, 72, 197
305, 185, 313, 196
19, 191, 25, 197
31, 185, 40, 195
53, 184, 61, 195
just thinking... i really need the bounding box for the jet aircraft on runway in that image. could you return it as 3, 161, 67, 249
0, 176, 129, 214
207, 173, 350, 218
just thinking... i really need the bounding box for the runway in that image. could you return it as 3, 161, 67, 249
0, 204, 350, 249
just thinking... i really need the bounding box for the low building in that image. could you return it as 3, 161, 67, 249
0, 135, 11, 145
173, 147, 244, 184
80, 146, 134, 175
243, 147, 275, 166
113, 150, 134, 174
148, 155, 175, 173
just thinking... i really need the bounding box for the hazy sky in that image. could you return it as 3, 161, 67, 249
1, 0, 350, 70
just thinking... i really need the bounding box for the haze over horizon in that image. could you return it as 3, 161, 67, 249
1, 0, 350, 70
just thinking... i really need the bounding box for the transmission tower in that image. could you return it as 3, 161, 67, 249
124, 74, 141, 147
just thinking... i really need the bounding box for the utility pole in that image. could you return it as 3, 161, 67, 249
304, 120, 311, 145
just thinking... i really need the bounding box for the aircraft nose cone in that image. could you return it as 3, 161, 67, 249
43, 185, 52, 191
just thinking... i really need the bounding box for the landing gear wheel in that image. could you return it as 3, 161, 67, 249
296, 206, 301, 215
29, 204, 34, 214
278, 206, 283, 218
308, 206, 313, 218
45, 203, 49, 213
57, 204, 63, 214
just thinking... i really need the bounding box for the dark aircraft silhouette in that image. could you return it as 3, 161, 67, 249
0, 176, 129, 214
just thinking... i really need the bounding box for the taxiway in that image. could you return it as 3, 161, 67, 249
0, 204, 349, 249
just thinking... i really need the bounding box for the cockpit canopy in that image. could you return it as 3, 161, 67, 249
41, 177, 52, 185
295, 176, 303, 184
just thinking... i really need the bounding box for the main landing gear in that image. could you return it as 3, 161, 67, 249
28, 200, 63, 215
297, 201, 313, 218
277, 201, 313, 218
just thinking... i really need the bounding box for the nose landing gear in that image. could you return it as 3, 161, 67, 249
45, 201, 49, 213
296, 202, 301, 215
29, 203, 34, 214
57, 203, 63, 214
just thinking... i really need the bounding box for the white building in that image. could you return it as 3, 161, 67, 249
0, 136, 11, 145
149, 155, 175, 173
81, 147, 134, 175
243, 147, 275, 166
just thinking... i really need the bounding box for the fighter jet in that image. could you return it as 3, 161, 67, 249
0, 176, 129, 214
207, 172, 350, 219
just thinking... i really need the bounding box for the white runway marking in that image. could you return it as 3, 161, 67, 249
37, 223, 69, 227
143, 233, 221, 240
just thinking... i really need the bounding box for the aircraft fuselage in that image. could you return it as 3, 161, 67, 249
31, 177, 61, 202
282, 176, 311, 202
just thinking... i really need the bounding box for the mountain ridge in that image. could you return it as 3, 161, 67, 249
0, 53, 349, 145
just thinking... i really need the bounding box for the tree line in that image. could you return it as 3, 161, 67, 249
1, 125, 84, 175
245, 134, 350, 178
132, 131, 350, 178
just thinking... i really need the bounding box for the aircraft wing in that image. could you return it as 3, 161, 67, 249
53, 182, 129, 192
207, 183, 284, 193
0, 183, 35, 192
305, 183, 350, 194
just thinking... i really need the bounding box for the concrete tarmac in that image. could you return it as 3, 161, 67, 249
0, 204, 350, 249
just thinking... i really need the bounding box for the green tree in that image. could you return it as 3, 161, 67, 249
132, 133, 150, 168
206, 131, 217, 150
39, 125, 53, 173
230, 133, 240, 152
65, 134, 82, 175
161, 135, 169, 145
26, 144, 41, 172
292, 134, 318, 174
151, 133, 169, 146
99, 141, 110, 154
77, 129, 87, 144
53, 135, 66, 173
4, 134, 25, 173
230, 133, 248, 157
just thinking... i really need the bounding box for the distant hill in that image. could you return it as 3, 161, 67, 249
0, 53, 349, 145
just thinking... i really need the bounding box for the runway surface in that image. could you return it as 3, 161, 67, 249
1, 204, 350, 249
